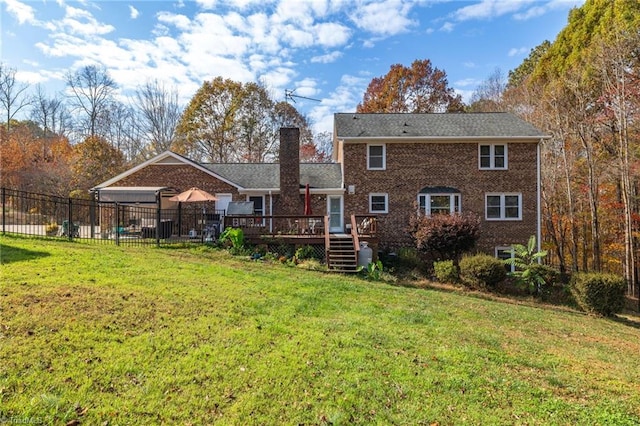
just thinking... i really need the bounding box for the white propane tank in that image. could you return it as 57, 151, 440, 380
358, 241, 373, 267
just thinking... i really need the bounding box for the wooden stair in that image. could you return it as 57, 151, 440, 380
327, 234, 358, 273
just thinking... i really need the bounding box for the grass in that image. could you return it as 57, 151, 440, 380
1, 234, 640, 425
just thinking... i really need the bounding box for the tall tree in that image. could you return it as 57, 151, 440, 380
357, 59, 464, 113
66, 65, 117, 139
593, 29, 640, 294
176, 78, 311, 163
0, 63, 31, 131
505, 0, 640, 293
176, 77, 243, 163
134, 79, 182, 157
30, 84, 69, 138
100, 101, 139, 161
236, 82, 278, 162
71, 135, 125, 192
468, 68, 507, 112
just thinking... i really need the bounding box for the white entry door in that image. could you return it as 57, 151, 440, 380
327, 195, 343, 233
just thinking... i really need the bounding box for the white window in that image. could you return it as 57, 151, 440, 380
369, 193, 388, 214
496, 246, 515, 273
486, 193, 522, 220
418, 193, 460, 216
479, 144, 507, 169
367, 144, 386, 170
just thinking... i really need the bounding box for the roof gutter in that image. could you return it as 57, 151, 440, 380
339, 135, 551, 142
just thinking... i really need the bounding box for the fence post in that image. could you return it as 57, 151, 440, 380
90, 194, 96, 239
68, 197, 73, 241
2, 187, 5, 235
156, 205, 161, 247
115, 203, 120, 246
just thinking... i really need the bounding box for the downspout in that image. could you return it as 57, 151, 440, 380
269, 190, 273, 233
537, 139, 542, 258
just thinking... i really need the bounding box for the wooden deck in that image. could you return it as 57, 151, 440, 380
224, 214, 380, 270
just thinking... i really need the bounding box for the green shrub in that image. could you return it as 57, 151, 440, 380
433, 260, 458, 283
397, 247, 420, 268
459, 254, 507, 289
218, 227, 246, 254
295, 245, 317, 261
570, 272, 626, 316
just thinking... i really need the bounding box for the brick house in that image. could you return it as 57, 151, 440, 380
93, 128, 343, 234
333, 112, 547, 257
95, 113, 546, 260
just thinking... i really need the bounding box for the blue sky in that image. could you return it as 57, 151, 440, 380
1, 0, 584, 134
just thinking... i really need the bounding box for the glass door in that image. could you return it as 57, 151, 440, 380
327, 195, 343, 233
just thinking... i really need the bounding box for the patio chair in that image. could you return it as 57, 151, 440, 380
60, 220, 80, 237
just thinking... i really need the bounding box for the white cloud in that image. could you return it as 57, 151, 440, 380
129, 5, 140, 19
4, 0, 36, 24
453, 0, 535, 22
311, 51, 343, 64
440, 22, 454, 32
309, 73, 368, 133
508, 47, 528, 57
455, 78, 480, 88
57, 5, 115, 36
314, 22, 351, 48
157, 12, 192, 31
195, 0, 217, 10
453, 0, 585, 22
350, 0, 417, 36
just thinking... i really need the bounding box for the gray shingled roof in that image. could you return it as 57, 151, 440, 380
204, 163, 342, 190
335, 112, 546, 139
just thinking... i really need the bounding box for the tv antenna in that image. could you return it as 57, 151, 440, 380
285, 89, 320, 104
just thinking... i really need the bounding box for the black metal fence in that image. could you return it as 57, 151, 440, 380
0, 187, 223, 246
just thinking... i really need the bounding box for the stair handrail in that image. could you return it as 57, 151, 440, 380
350, 214, 360, 262
324, 215, 331, 267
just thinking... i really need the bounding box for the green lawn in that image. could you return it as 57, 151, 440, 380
1, 235, 639, 425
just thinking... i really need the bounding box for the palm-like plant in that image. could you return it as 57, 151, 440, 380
504, 236, 548, 295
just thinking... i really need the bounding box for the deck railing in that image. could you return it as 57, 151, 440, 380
223, 215, 327, 237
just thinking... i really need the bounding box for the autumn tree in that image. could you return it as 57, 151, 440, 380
0, 63, 31, 131
504, 0, 640, 300
176, 78, 311, 163
71, 135, 125, 192
236, 82, 278, 162
592, 29, 640, 294
176, 77, 243, 162
357, 59, 464, 113
66, 65, 117, 140
0, 121, 73, 195
134, 79, 182, 157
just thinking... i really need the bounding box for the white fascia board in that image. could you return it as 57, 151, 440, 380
91, 151, 244, 191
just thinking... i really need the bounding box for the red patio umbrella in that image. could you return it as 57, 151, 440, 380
304, 183, 312, 215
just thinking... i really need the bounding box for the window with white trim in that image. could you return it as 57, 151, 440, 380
479, 144, 507, 169
367, 144, 386, 170
418, 193, 461, 216
486, 193, 522, 220
496, 246, 515, 273
369, 193, 388, 214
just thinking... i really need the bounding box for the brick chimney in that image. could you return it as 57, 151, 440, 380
275, 127, 302, 215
